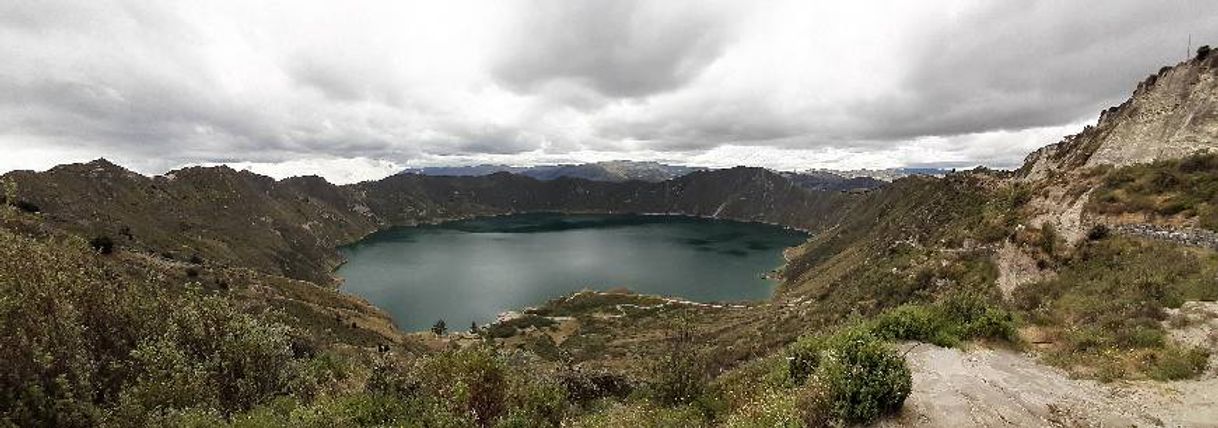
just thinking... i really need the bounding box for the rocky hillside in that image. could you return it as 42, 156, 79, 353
779, 171, 887, 192
1, 160, 382, 284
1022, 46, 1218, 180
2, 163, 852, 285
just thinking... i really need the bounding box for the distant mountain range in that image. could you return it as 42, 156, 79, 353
402, 161, 705, 183
400, 160, 953, 192
797, 167, 951, 182
778, 171, 887, 192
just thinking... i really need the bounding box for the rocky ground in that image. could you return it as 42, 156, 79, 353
883, 301, 1218, 427
880, 344, 1218, 427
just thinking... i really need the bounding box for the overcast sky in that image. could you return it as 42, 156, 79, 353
2, 1, 1217, 183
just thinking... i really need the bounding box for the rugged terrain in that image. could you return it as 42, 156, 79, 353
3, 48, 1218, 426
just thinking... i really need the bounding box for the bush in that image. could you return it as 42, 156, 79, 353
0, 230, 305, 426
411, 346, 567, 427
795, 382, 833, 427
559, 371, 633, 406
1086, 224, 1109, 241
1012, 236, 1218, 380
787, 329, 912, 425
648, 348, 707, 406
89, 235, 114, 254
1037, 224, 1058, 257
12, 200, 40, 213
870, 305, 958, 347
486, 322, 518, 338
720, 387, 800, 428
1150, 346, 1210, 381
868, 293, 1018, 347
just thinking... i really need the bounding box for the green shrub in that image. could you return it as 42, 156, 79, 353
786, 330, 911, 425
1012, 236, 1218, 380
411, 346, 567, 427
870, 305, 958, 347
1086, 224, 1109, 241
794, 382, 833, 427
867, 293, 1018, 347
0, 230, 305, 426
558, 371, 633, 406
89, 235, 115, 254
1150, 346, 1210, 381
1088, 152, 1218, 231
648, 348, 707, 406
647, 325, 709, 407
720, 387, 800, 428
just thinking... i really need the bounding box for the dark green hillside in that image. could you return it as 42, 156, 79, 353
2, 160, 380, 284
4, 163, 851, 285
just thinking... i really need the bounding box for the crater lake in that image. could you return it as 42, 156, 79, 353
336, 213, 808, 331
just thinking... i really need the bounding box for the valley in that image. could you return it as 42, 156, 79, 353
2, 47, 1218, 427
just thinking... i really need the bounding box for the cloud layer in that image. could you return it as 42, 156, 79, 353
2, 0, 1217, 182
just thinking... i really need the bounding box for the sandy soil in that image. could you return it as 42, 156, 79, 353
878, 344, 1218, 427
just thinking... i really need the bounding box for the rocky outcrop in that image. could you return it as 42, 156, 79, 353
1022, 48, 1218, 180
993, 241, 1053, 298
1113, 223, 1218, 250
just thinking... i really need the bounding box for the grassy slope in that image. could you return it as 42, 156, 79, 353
4, 151, 1218, 425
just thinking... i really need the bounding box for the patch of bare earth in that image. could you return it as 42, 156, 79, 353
877, 343, 1218, 427
993, 241, 1053, 298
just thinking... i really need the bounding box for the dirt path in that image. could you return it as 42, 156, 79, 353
877, 344, 1218, 427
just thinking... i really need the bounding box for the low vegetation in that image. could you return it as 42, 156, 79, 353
786, 329, 911, 425
1088, 152, 1218, 230
867, 292, 1019, 347
5, 147, 1218, 425
1012, 235, 1216, 380
0, 226, 306, 426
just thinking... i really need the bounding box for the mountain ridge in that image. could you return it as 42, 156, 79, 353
4, 47, 1218, 427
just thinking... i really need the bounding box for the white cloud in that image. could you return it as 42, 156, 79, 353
199, 157, 403, 184
1, 0, 1216, 181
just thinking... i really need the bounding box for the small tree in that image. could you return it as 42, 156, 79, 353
648, 320, 706, 406
13, 200, 40, 213
1198, 45, 1211, 60
469, 321, 478, 333
432, 319, 447, 336
89, 236, 115, 255
1087, 224, 1110, 241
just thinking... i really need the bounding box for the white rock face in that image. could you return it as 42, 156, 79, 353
1022, 53, 1218, 180
1085, 60, 1218, 168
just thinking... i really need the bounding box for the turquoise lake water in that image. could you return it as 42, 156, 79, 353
337, 213, 808, 331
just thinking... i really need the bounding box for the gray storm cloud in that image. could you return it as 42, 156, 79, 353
1, 0, 1217, 180
490, 0, 739, 99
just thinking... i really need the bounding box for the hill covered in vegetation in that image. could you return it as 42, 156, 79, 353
3, 48, 1218, 426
